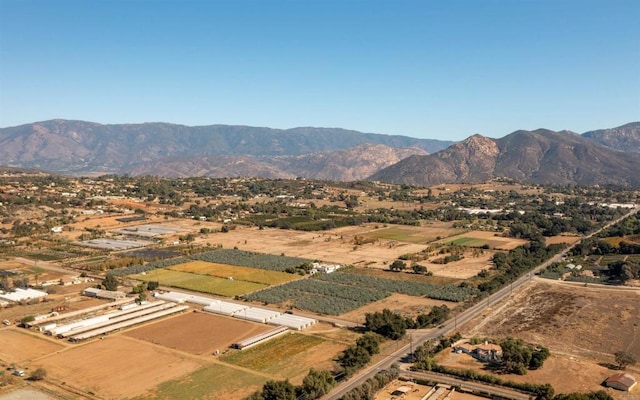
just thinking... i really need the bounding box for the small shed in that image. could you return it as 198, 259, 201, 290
605, 373, 637, 391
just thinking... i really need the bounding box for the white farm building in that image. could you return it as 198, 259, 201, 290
0, 288, 47, 303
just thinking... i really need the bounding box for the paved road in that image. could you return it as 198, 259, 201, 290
325, 206, 639, 399
400, 370, 532, 400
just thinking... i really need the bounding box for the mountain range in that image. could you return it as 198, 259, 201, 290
0, 120, 450, 178
371, 124, 640, 186
1, 120, 639, 186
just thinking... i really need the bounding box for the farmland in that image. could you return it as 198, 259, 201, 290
442, 231, 528, 250
168, 260, 299, 285
0, 328, 65, 363
243, 270, 477, 315
124, 311, 272, 355
130, 268, 267, 297
221, 332, 347, 383
32, 336, 205, 399
134, 362, 268, 400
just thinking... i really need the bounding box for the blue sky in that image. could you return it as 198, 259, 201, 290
0, 0, 638, 140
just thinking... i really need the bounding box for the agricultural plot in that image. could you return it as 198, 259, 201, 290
131, 269, 266, 297
136, 362, 268, 400
125, 312, 272, 355
34, 336, 204, 399
244, 271, 477, 315
442, 231, 528, 250
364, 224, 463, 244
112, 248, 311, 276
0, 329, 64, 363
169, 260, 299, 285
221, 332, 346, 382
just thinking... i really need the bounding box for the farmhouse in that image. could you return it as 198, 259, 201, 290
312, 262, 341, 274
605, 373, 637, 391
454, 341, 503, 362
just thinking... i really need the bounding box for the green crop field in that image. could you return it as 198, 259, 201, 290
130, 269, 266, 297
221, 333, 328, 378
133, 363, 267, 400
169, 260, 299, 285
364, 226, 430, 243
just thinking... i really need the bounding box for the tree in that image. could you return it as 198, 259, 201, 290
29, 368, 47, 381
262, 380, 296, 400
299, 368, 335, 399
389, 260, 406, 272
146, 280, 159, 290
338, 345, 371, 375
365, 309, 406, 340
614, 351, 637, 370
102, 273, 118, 291
412, 264, 428, 274
356, 333, 381, 355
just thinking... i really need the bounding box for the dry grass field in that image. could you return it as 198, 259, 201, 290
425, 251, 495, 279
194, 223, 463, 268
124, 311, 272, 355
0, 328, 64, 364
169, 260, 299, 285
35, 336, 205, 399
460, 280, 640, 397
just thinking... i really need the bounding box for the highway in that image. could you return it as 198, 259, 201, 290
325, 206, 639, 399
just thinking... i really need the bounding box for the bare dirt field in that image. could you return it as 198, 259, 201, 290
339, 293, 458, 324
459, 280, 640, 397
35, 335, 204, 399
0, 328, 64, 364
196, 224, 433, 267
545, 235, 582, 245
124, 311, 271, 355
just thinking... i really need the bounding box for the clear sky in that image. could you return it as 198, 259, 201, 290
0, 0, 638, 140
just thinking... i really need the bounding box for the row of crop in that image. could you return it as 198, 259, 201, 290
191, 249, 311, 271
243, 277, 390, 315
317, 272, 478, 302
111, 248, 312, 276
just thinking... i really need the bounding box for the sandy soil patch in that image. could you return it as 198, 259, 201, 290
35, 336, 204, 399
124, 311, 271, 355
0, 388, 56, 400
0, 329, 64, 363
339, 293, 458, 324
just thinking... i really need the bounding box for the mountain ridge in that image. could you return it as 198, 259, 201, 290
370, 125, 640, 186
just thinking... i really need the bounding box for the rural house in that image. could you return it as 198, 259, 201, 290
454, 341, 503, 362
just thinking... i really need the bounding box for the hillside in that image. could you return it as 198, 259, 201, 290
370, 128, 640, 186
582, 122, 640, 153
0, 120, 453, 175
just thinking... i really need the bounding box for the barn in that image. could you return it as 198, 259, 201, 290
605, 373, 637, 391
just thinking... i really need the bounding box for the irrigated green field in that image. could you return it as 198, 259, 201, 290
169, 260, 299, 285
446, 237, 487, 247
130, 269, 266, 297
